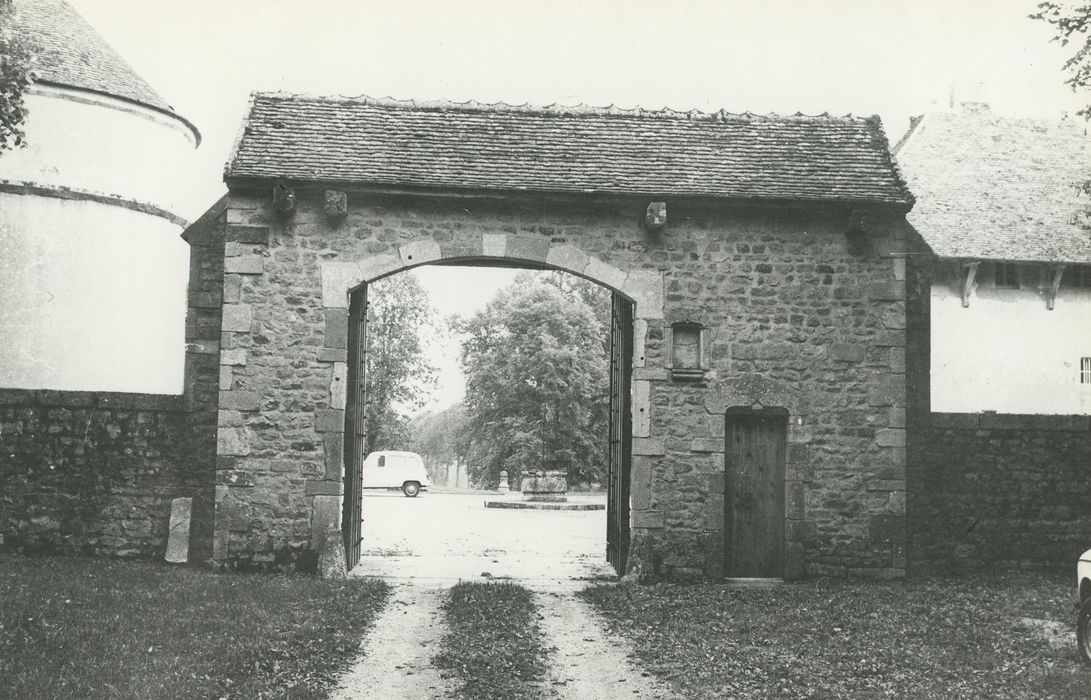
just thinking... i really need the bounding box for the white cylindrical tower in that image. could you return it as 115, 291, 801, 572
0, 0, 199, 393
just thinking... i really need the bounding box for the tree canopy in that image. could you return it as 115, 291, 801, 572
364, 273, 440, 453
1032, 2, 1091, 117
457, 272, 610, 489
0, 0, 33, 152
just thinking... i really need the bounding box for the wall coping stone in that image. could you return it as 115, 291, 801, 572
0, 388, 186, 412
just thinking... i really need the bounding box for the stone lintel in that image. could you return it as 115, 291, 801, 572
584, 256, 627, 291
481, 233, 507, 257
544, 244, 590, 276
505, 236, 550, 263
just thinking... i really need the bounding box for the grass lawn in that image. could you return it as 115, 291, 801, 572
584, 573, 1090, 699
434, 580, 551, 699
0, 554, 388, 699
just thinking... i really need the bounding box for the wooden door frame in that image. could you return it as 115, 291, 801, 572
341, 285, 367, 569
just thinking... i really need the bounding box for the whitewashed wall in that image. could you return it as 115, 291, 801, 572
931, 262, 1091, 414
0, 85, 195, 393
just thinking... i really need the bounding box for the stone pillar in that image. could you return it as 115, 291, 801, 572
521, 469, 568, 502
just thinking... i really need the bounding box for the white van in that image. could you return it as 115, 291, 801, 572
362, 450, 431, 497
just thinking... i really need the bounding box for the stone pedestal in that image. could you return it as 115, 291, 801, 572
497, 470, 511, 494
521, 469, 568, 502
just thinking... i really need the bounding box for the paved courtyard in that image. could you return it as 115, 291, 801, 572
351, 491, 614, 589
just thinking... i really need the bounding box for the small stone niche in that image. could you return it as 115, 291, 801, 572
667, 321, 707, 381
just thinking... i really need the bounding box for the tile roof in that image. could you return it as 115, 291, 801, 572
226, 92, 913, 207
895, 109, 1091, 264
13, 0, 197, 138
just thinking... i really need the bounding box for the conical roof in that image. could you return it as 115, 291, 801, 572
12, 0, 198, 140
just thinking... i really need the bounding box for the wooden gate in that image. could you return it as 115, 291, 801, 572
341, 286, 367, 569
724, 410, 786, 578
606, 293, 633, 574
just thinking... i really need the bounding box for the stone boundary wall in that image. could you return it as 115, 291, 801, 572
0, 389, 208, 559
907, 412, 1091, 573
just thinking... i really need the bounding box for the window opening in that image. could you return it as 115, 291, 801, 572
1081, 357, 1091, 385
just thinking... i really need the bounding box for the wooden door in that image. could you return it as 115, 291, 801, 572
606, 293, 633, 574
724, 412, 786, 578
341, 286, 367, 569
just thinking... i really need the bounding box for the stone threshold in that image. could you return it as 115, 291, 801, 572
482, 499, 605, 511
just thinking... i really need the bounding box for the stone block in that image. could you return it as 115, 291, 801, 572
869, 514, 904, 542
225, 255, 263, 275
224, 242, 247, 258
893, 258, 906, 281
310, 495, 342, 551
868, 281, 905, 301
889, 347, 906, 373
358, 254, 401, 283
889, 407, 906, 428
632, 438, 665, 456
829, 343, 865, 362
216, 428, 251, 456
164, 497, 192, 564
220, 348, 247, 366
707, 471, 724, 494
317, 347, 348, 363
399, 240, 442, 266
545, 244, 590, 276
218, 366, 232, 391
218, 409, 245, 427
788, 424, 813, 444
690, 437, 722, 453
632, 380, 651, 438
632, 367, 670, 381
187, 341, 219, 355
633, 318, 648, 367
318, 526, 348, 579
321, 262, 362, 308
306, 480, 343, 496
221, 304, 253, 333
225, 225, 270, 244
874, 330, 906, 347
191, 291, 221, 309
481, 233, 507, 257
786, 519, 818, 542
220, 390, 260, 411
784, 542, 807, 581
631, 456, 653, 510
868, 376, 904, 407
223, 274, 242, 303
585, 256, 627, 291
867, 479, 905, 492
315, 408, 345, 433
623, 269, 665, 320
632, 510, 665, 529
703, 495, 724, 530
215, 469, 255, 487
787, 481, 805, 520
324, 308, 349, 349
324, 433, 344, 480
324, 190, 348, 219
329, 362, 347, 409
875, 429, 906, 447
506, 236, 549, 263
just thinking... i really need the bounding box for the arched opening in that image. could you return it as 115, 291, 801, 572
340, 257, 635, 581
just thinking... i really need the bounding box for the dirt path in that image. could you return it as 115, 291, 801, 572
535, 589, 675, 699
328, 583, 456, 700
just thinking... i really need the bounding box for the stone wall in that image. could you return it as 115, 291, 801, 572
0, 389, 208, 558
908, 412, 1091, 572
196, 187, 910, 579
906, 239, 1091, 572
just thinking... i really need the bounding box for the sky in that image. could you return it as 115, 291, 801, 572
64, 0, 1090, 409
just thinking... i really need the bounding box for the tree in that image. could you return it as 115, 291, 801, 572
408, 403, 472, 485
364, 273, 440, 452
1032, 2, 1091, 118
0, 0, 34, 152
457, 273, 610, 489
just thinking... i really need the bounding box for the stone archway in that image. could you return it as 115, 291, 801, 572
320, 234, 664, 573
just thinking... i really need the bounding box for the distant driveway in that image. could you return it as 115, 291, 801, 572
353, 491, 612, 588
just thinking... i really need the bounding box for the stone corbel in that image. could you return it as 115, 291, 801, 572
1046, 264, 1066, 311
324, 190, 348, 220
645, 201, 667, 232
960, 260, 980, 308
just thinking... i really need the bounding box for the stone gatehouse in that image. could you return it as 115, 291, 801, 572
175, 93, 914, 579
